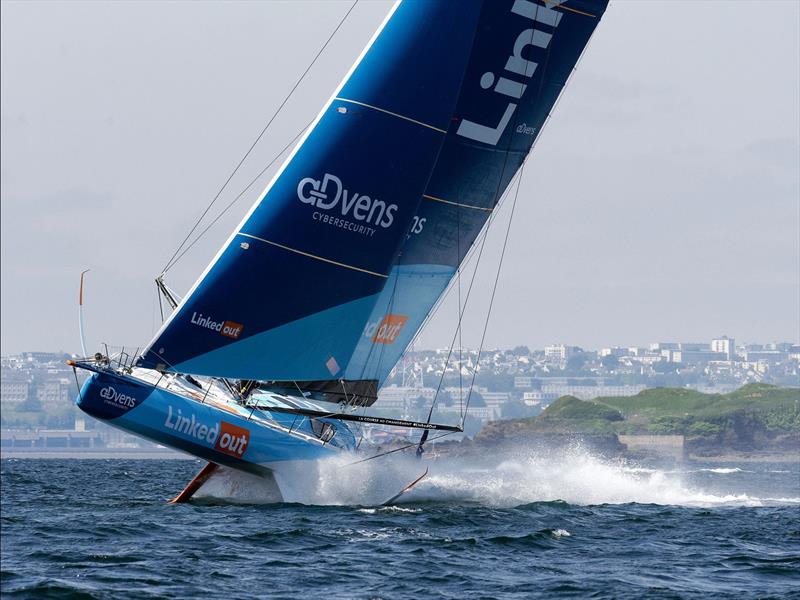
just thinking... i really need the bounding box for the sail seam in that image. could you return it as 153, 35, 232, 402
334, 97, 447, 133
237, 233, 388, 279
422, 194, 492, 212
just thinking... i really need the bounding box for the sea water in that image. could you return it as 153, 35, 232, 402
1, 450, 798, 599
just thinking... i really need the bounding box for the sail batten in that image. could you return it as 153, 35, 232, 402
236, 233, 390, 279
333, 98, 449, 134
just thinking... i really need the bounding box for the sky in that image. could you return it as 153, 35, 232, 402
1, 0, 798, 356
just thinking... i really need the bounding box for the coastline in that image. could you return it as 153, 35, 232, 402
1, 448, 193, 460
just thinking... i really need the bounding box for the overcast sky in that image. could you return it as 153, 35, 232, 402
1, 0, 798, 356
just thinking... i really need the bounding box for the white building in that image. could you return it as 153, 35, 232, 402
514, 376, 534, 389
481, 391, 511, 407
1, 378, 30, 405
36, 378, 73, 407
600, 347, 628, 357
711, 336, 736, 360
544, 344, 579, 362
743, 350, 786, 364
437, 403, 500, 422
539, 384, 647, 401
672, 350, 726, 364
522, 390, 558, 406
377, 385, 436, 410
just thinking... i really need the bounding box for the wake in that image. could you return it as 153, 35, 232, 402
194, 445, 798, 508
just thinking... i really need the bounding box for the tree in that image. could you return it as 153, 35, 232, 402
510, 345, 531, 356
19, 397, 42, 412
566, 353, 589, 371
501, 399, 532, 419
462, 414, 483, 437
652, 360, 679, 374
467, 390, 486, 407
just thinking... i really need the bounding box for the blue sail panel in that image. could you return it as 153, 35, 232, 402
138, 1, 484, 380
342, 0, 610, 385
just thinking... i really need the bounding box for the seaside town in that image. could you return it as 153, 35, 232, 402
2, 336, 799, 451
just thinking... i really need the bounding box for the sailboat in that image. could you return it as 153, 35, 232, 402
70, 0, 608, 502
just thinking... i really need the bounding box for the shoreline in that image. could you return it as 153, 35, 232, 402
2, 448, 797, 463
1, 449, 194, 460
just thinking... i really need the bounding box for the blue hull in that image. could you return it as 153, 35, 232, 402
75, 369, 354, 477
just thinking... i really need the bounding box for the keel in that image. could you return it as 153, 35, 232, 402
170, 462, 220, 503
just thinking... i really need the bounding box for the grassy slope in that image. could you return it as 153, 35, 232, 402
479, 384, 800, 442
595, 384, 798, 419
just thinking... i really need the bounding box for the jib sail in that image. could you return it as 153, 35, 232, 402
138, 1, 484, 381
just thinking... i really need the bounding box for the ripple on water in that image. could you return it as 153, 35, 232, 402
2, 458, 799, 599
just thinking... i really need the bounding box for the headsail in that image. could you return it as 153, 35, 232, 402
342, 0, 609, 386
138, 2, 484, 381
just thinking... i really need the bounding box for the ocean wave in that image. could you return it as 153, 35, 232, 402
697, 467, 745, 474
358, 506, 422, 514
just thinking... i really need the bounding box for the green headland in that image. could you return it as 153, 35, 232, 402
474, 384, 800, 459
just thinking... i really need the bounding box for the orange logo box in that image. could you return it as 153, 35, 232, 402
215, 421, 250, 457
221, 321, 244, 339
371, 314, 408, 344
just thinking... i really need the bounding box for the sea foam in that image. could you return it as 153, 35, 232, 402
194, 444, 795, 508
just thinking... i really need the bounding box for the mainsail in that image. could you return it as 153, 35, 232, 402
139, 0, 609, 399
343, 0, 609, 385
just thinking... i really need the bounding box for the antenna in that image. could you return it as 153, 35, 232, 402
78, 269, 90, 357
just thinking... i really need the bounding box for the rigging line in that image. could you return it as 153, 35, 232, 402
156, 282, 164, 323
71, 366, 86, 405
431, 21, 538, 426
164, 120, 313, 271
398, 176, 515, 425
460, 12, 552, 428
161, 0, 359, 274
424, 195, 498, 425
346, 429, 456, 466
403, 168, 523, 355
457, 181, 463, 420
460, 161, 526, 429
465, 7, 600, 424
458, 17, 600, 412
